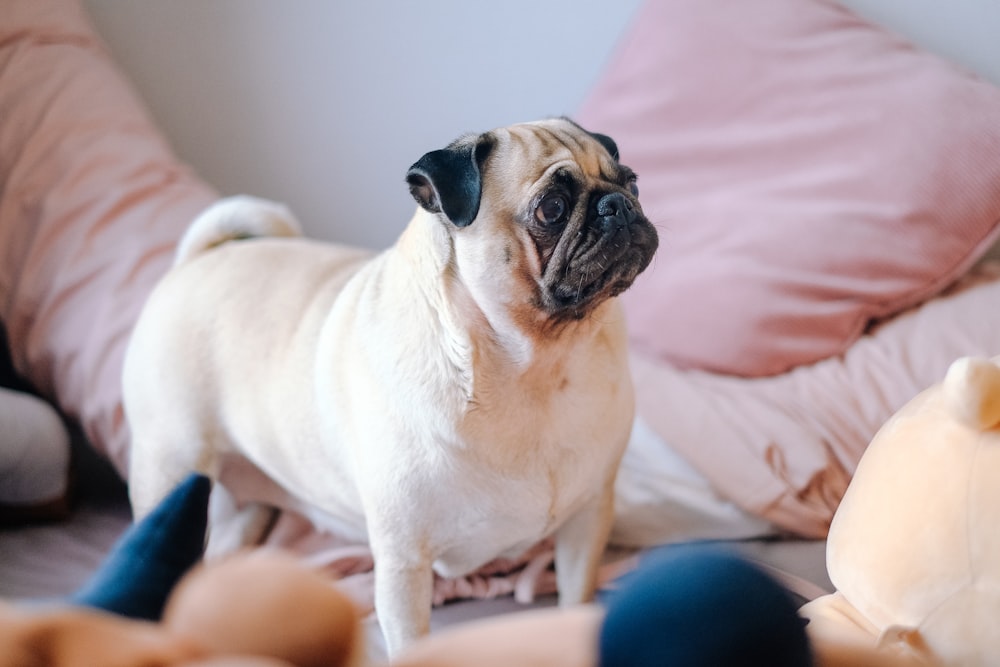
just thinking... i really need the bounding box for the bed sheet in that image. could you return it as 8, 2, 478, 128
0, 417, 828, 607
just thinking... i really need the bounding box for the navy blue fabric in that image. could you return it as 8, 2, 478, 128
599, 544, 813, 667
70, 474, 210, 621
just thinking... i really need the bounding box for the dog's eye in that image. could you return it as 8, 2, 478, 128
535, 194, 568, 225
627, 178, 639, 197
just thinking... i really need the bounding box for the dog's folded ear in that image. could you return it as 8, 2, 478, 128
588, 132, 619, 162
560, 116, 619, 162
406, 134, 494, 227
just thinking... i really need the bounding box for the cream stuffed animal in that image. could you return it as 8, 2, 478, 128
802, 356, 1000, 666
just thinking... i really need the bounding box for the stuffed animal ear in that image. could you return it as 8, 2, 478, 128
943, 356, 1000, 430
405, 134, 494, 227
70, 474, 210, 621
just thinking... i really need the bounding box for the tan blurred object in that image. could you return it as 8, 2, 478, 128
802, 356, 1000, 666
392, 605, 602, 667
0, 551, 362, 667
0, 602, 203, 667
164, 551, 362, 667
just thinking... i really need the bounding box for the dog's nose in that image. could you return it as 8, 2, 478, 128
597, 192, 636, 232
597, 192, 634, 217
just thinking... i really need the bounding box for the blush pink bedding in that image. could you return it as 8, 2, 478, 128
0, 0, 218, 475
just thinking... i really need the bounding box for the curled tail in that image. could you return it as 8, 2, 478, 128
175, 195, 303, 266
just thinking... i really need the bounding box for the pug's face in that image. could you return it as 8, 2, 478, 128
406, 118, 658, 325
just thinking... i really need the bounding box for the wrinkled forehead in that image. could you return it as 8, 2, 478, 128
488, 120, 617, 185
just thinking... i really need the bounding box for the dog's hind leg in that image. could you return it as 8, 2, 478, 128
129, 434, 275, 559
203, 483, 278, 559
127, 432, 205, 522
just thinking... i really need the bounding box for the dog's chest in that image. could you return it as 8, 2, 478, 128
426, 460, 595, 577
425, 365, 629, 576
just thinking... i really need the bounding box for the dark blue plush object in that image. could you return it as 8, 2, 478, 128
599, 544, 813, 667
70, 473, 210, 621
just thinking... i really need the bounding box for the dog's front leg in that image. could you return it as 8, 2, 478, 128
371, 550, 434, 656
554, 477, 617, 606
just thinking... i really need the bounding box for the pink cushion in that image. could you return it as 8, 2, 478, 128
578, 0, 1000, 377
622, 263, 1000, 540
0, 0, 218, 474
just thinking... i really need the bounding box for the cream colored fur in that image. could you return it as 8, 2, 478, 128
124, 119, 652, 654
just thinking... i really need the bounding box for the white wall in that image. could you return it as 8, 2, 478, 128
838, 0, 1000, 85
82, 1, 1000, 250
82, 0, 643, 249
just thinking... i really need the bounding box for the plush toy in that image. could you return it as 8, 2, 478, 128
0, 470, 926, 667
391, 547, 927, 667
802, 356, 1000, 666
394, 545, 814, 667
0, 475, 365, 667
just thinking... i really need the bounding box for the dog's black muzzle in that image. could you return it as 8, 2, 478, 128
595, 192, 637, 234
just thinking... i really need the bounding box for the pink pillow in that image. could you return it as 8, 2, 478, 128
620, 263, 1000, 541
578, 0, 1000, 377
0, 0, 218, 474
